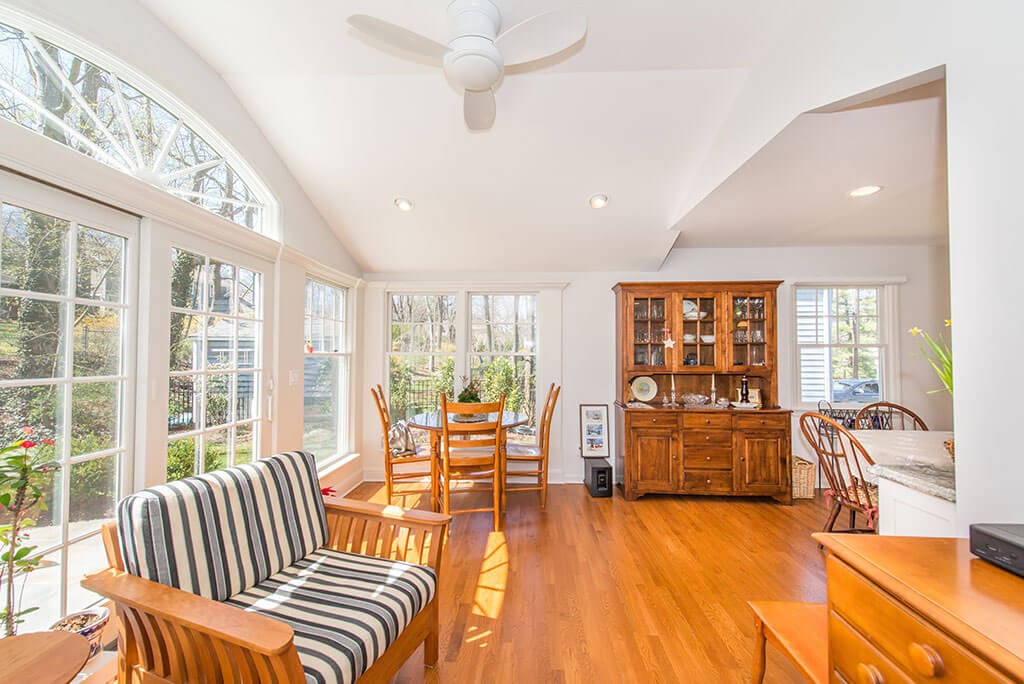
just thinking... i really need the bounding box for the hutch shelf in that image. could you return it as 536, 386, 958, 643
612, 281, 792, 503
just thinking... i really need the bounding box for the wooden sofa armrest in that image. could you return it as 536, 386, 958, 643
322, 496, 451, 574
82, 569, 306, 682
82, 569, 294, 655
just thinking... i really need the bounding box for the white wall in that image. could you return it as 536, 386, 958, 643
360, 244, 951, 486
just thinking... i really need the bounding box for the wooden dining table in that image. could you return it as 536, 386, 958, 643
407, 410, 529, 512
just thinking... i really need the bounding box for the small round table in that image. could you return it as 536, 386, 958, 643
0, 630, 91, 683
407, 411, 529, 512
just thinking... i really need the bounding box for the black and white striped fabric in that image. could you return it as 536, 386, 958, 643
226, 547, 437, 684
117, 451, 328, 601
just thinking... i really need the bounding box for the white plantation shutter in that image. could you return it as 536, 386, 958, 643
796, 288, 828, 402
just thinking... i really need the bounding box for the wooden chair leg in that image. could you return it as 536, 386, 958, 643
540, 474, 547, 509
823, 503, 842, 533
493, 464, 502, 531
752, 615, 767, 683
385, 462, 394, 505
849, 508, 857, 529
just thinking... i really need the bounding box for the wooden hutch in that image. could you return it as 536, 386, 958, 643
613, 281, 792, 503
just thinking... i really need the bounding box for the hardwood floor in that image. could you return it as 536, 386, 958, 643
347, 483, 830, 683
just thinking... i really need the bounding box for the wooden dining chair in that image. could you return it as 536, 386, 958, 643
505, 383, 560, 508
799, 412, 879, 533
855, 401, 929, 431
438, 393, 505, 531
371, 384, 435, 507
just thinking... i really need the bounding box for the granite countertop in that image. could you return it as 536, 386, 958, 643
868, 462, 956, 502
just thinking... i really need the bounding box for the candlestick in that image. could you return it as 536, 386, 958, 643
711, 373, 716, 391
671, 374, 676, 394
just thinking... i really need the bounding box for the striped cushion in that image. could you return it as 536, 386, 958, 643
117, 451, 327, 601
226, 547, 437, 684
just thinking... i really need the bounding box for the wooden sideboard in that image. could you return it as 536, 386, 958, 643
612, 281, 791, 502
615, 405, 792, 502
816, 534, 1024, 683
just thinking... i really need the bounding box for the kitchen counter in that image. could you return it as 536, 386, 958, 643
867, 462, 956, 502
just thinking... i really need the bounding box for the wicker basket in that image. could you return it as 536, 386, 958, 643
792, 456, 816, 499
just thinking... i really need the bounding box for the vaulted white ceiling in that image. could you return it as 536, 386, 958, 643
139, 1, 944, 273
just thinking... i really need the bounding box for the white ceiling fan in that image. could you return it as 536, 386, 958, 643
348, 0, 587, 130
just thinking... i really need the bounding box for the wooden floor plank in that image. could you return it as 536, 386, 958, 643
348, 483, 829, 683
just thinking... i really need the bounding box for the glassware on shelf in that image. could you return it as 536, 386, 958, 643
635, 348, 648, 365
650, 299, 665, 321
634, 299, 649, 320
734, 297, 747, 319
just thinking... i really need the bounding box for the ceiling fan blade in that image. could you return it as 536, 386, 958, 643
347, 15, 448, 63
495, 11, 587, 67
464, 89, 496, 131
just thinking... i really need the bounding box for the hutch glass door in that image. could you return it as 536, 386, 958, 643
631, 296, 668, 369
731, 294, 768, 368
679, 295, 718, 369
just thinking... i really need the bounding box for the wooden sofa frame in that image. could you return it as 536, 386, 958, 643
82, 497, 451, 683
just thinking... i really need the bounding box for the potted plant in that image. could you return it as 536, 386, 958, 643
455, 376, 483, 421
0, 427, 57, 637
909, 320, 954, 458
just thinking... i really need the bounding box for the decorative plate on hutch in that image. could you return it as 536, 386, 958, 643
630, 376, 658, 402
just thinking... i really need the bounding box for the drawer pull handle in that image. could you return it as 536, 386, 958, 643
706, 479, 712, 484
705, 435, 711, 441
705, 418, 711, 424
760, 419, 766, 425
908, 643, 944, 678
651, 418, 657, 423
856, 663, 884, 684
706, 456, 711, 461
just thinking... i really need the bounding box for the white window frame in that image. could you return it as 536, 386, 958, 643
303, 276, 352, 465
791, 281, 902, 410
386, 291, 460, 419
0, 6, 276, 236
0, 168, 138, 627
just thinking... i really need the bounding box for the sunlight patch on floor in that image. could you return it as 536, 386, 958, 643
471, 531, 508, 619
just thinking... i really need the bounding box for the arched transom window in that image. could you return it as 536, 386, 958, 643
0, 18, 268, 232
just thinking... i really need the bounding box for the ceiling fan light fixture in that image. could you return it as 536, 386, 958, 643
394, 197, 414, 212
589, 193, 609, 209
848, 185, 883, 198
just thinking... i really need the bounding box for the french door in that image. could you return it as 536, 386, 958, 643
0, 169, 138, 631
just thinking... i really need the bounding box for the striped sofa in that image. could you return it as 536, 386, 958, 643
83, 451, 451, 684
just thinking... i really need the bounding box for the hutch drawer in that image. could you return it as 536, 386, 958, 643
682, 469, 733, 493
734, 414, 790, 431
628, 413, 680, 429
683, 447, 733, 470
683, 429, 733, 448
682, 413, 732, 430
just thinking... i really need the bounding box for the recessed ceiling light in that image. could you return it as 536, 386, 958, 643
589, 194, 609, 209
848, 185, 883, 198
394, 197, 414, 212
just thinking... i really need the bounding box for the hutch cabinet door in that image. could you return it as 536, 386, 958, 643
625, 293, 673, 373
676, 292, 725, 372
727, 290, 776, 371
733, 430, 786, 493
631, 428, 679, 493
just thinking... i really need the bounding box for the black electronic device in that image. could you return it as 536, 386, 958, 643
584, 458, 612, 497
970, 523, 1024, 578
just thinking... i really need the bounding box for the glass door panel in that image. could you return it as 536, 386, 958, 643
731, 294, 768, 369
629, 296, 668, 369
680, 295, 717, 369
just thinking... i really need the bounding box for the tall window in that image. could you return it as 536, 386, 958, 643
0, 198, 130, 631
796, 286, 885, 404
470, 293, 537, 438
0, 18, 267, 231
167, 248, 261, 480
388, 294, 456, 420
303, 278, 349, 462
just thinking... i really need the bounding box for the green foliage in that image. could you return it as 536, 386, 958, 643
434, 357, 455, 400
457, 374, 481, 403
166, 438, 196, 483
909, 323, 953, 395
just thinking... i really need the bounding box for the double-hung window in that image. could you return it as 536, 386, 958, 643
469, 293, 537, 438
303, 278, 350, 462
796, 286, 887, 405
166, 248, 262, 480
388, 294, 456, 420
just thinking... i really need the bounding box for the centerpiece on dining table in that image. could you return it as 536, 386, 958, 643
453, 376, 487, 422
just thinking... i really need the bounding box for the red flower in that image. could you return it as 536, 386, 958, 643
21, 440, 36, 449
20, 427, 34, 435
320, 486, 336, 497
42, 438, 55, 446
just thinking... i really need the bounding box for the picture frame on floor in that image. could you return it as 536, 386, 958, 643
580, 404, 610, 457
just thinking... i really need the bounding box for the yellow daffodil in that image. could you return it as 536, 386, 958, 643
945, 319, 952, 327
908, 326, 922, 336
